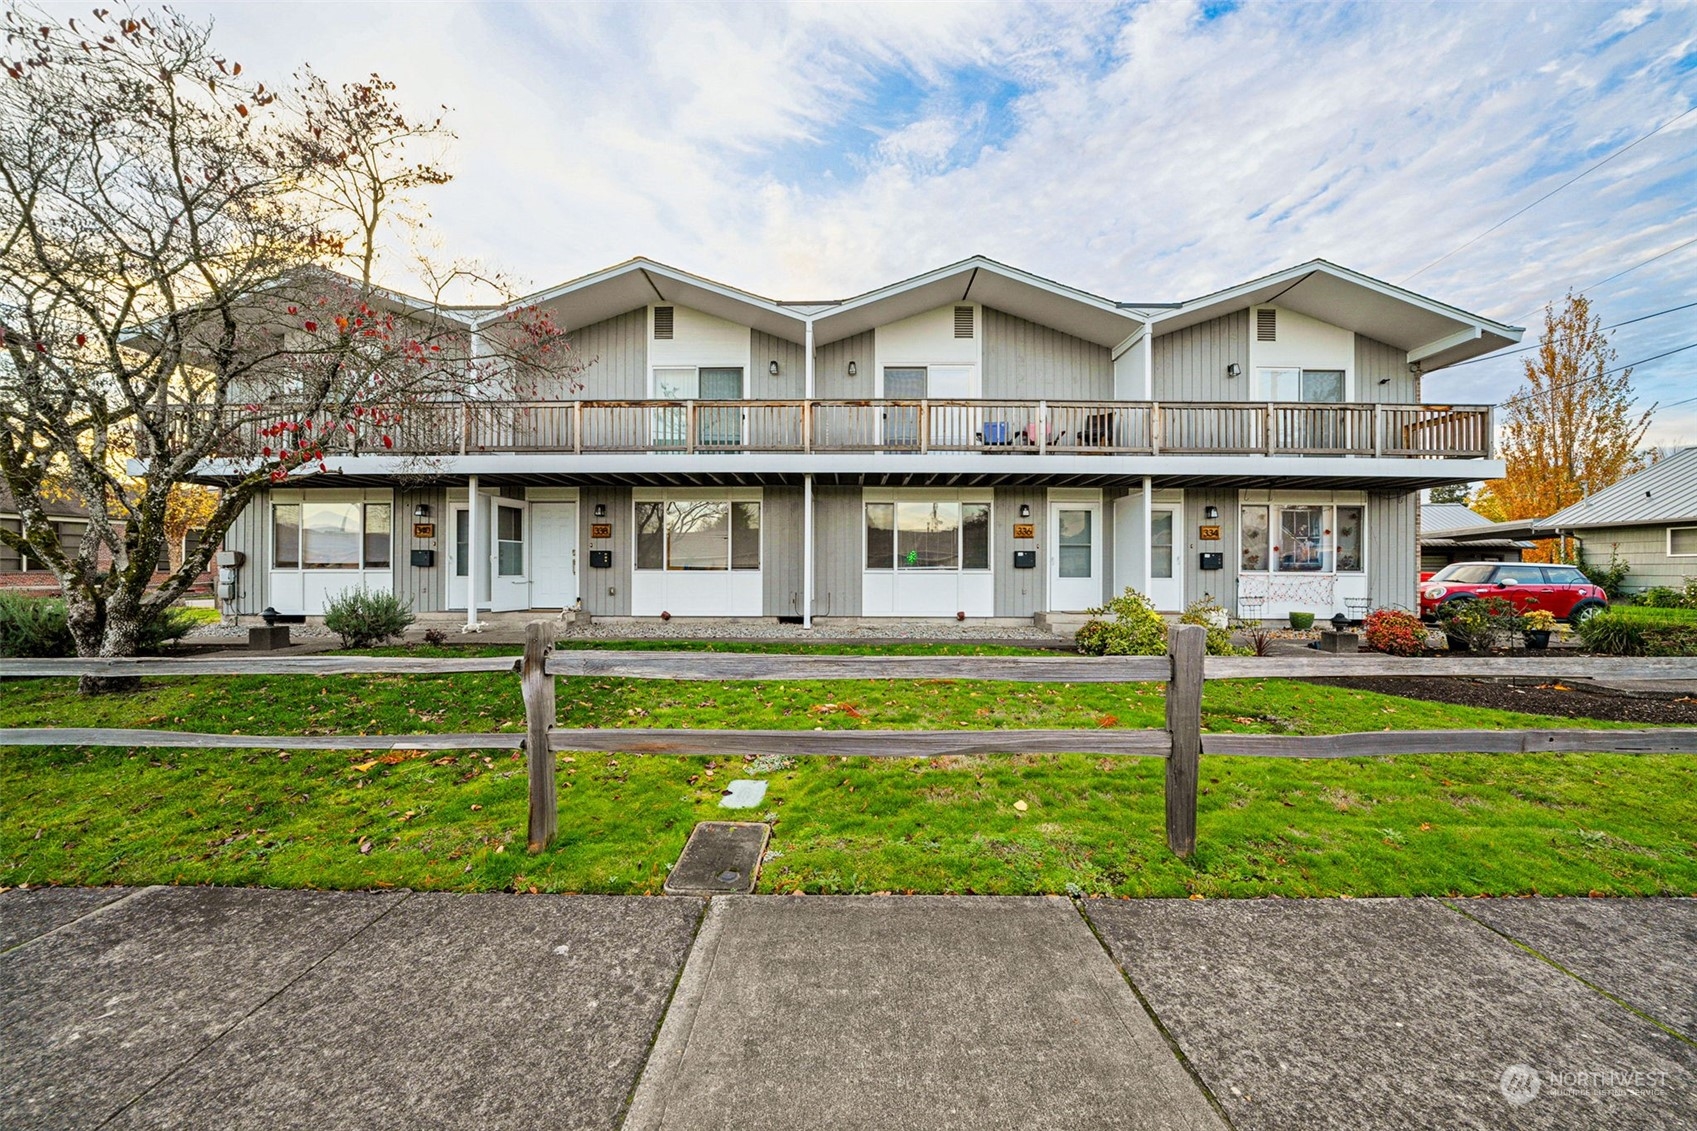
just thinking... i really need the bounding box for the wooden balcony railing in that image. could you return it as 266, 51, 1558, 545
195, 400, 1494, 460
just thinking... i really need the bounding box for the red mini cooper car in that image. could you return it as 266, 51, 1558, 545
1419, 561, 1608, 623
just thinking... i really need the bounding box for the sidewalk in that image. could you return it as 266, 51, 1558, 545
1, 888, 1691, 1130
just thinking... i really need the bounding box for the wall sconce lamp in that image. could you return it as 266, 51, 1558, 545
1225, 363, 1242, 379
593, 503, 607, 518
1019, 504, 1031, 518
413, 503, 431, 519
768, 360, 780, 376
1203, 505, 1219, 520
847, 361, 858, 377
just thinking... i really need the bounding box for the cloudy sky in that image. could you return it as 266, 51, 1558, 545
175, 0, 1696, 444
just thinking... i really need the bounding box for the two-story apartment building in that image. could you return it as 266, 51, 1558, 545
199, 256, 1518, 625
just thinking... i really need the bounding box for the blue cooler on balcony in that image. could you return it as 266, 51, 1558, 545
982, 421, 1010, 445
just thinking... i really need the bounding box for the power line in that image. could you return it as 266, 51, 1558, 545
1495, 340, 1697, 408
1403, 106, 1696, 284
1442, 300, 1697, 369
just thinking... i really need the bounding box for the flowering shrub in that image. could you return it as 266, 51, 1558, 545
1522, 609, 1559, 633
1362, 608, 1426, 657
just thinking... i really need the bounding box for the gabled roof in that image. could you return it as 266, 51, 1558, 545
513, 258, 808, 343
808, 256, 1143, 348
1151, 260, 1523, 368
1420, 503, 1533, 548
1538, 447, 1697, 530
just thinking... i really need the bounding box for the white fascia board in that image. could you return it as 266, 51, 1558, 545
1110, 326, 1149, 361
1408, 325, 1483, 365
192, 453, 1506, 483
1152, 260, 1524, 342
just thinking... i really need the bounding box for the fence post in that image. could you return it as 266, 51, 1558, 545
1165, 623, 1205, 858
522, 620, 557, 852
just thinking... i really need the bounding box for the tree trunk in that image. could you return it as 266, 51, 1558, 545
66, 589, 144, 695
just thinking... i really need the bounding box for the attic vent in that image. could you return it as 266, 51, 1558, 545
954, 305, 974, 339
653, 306, 674, 340
1256, 308, 1277, 342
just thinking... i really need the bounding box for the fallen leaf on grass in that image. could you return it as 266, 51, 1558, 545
351, 760, 378, 773
1013, 800, 1028, 812
358, 838, 373, 855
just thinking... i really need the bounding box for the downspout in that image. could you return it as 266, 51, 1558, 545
464, 318, 485, 632
1141, 319, 1153, 401
804, 317, 815, 627
1142, 474, 1154, 603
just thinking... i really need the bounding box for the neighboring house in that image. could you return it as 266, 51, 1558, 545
1419, 503, 1530, 574
193, 256, 1521, 623
1, 486, 210, 597
1520, 447, 1697, 595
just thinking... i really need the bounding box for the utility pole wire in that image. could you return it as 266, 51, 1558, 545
1402, 106, 1696, 285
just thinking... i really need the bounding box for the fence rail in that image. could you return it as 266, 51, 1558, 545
4, 630, 1694, 858
184, 399, 1494, 460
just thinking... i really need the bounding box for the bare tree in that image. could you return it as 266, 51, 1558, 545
0, 6, 580, 687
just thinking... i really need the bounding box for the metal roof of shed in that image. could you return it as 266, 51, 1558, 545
1538, 446, 1697, 530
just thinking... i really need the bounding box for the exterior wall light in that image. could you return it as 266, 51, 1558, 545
1225, 363, 1242, 378
1203, 505, 1219, 520
769, 360, 780, 376
847, 361, 858, 377
1019, 504, 1031, 518
413, 503, 431, 518
594, 503, 607, 518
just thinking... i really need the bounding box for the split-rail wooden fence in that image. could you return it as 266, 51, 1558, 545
3, 624, 1695, 857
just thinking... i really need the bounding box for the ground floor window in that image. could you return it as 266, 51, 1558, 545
1670, 527, 1697, 556
0, 517, 85, 571
273, 499, 392, 570
865, 497, 990, 572
1241, 502, 1363, 574
635, 493, 760, 572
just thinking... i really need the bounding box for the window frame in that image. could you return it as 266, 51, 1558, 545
862, 490, 992, 574
1668, 526, 1697, 557
631, 491, 762, 573
1238, 500, 1367, 575
270, 495, 394, 572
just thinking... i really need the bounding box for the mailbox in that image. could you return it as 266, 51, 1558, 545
589, 550, 613, 569
1199, 552, 1223, 570
1013, 550, 1037, 569
410, 549, 435, 568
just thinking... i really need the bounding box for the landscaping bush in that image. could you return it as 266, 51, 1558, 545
1362, 608, 1426, 657
1575, 548, 1631, 600
1638, 586, 1688, 609
1437, 596, 1522, 652
1075, 588, 1167, 656
323, 588, 415, 649
1575, 611, 1645, 655
0, 592, 73, 658
1181, 596, 1250, 656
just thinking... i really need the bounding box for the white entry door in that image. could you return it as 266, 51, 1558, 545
1149, 505, 1183, 611
530, 502, 578, 608
490, 500, 529, 612
1049, 500, 1103, 611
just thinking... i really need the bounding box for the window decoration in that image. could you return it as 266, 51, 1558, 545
1241, 503, 1365, 575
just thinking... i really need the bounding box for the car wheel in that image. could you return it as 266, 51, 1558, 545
1569, 602, 1605, 625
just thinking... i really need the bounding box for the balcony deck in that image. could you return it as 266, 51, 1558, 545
200, 399, 1493, 461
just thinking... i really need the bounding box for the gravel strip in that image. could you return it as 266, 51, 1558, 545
558, 620, 1066, 642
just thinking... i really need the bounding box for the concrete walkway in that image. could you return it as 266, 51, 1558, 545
1, 889, 1691, 1130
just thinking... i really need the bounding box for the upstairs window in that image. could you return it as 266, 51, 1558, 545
1255, 368, 1343, 403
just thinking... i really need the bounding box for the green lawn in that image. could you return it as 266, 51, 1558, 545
3, 644, 1693, 897
1611, 605, 1697, 624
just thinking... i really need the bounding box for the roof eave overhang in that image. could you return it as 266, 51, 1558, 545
511, 259, 809, 344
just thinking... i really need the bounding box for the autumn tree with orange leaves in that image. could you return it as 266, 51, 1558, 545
1472, 292, 1654, 562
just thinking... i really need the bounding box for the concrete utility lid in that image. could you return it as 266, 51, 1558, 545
663, 822, 771, 896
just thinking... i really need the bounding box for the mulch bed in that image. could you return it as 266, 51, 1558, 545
1305, 676, 1697, 725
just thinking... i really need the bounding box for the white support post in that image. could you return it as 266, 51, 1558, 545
804, 318, 815, 400
1141, 320, 1154, 401
1141, 474, 1154, 602
803, 472, 815, 627
464, 473, 483, 632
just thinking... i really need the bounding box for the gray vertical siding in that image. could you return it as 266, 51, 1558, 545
579, 484, 631, 615
394, 485, 448, 613
1182, 488, 1237, 612
993, 485, 1046, 617
221, 494, 269, 615
814, 332, 874, 400
762, 485, 804, 617
812, 485, 862, 616
1576, 525, 1695, 593
1152, 310, 1250, 401
568, 309, 648, 400
1355, 335, 1415, 402
1368, 490, 1418, 610
751, 332, 806, 399
982, 308, 1113, 400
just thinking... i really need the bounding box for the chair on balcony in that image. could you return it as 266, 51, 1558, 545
1081, 413, 1115, 448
